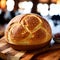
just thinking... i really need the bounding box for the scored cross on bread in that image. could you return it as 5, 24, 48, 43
5, 13, 52, 50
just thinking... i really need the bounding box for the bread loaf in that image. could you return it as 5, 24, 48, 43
5, 13, 52, 50
53, 33, 60, 43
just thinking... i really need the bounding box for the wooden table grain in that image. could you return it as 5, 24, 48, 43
0, 37, 60, 60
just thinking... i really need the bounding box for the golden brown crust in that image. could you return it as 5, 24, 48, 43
5, 13, 52, 50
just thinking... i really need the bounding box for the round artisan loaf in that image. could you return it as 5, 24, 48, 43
5, 13, 52, 50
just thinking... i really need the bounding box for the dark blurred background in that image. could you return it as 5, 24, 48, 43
0, 0, 60, 37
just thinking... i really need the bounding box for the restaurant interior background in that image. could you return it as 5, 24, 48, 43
0, 0, 60, 60
0, 0, 60, 38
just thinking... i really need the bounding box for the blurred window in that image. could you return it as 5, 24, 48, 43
49, 4, 60, 16
6, 0, 15, 11
18, 1, 33, 14
37, 3, 49, 16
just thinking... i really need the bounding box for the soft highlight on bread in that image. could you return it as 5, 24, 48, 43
5, 13, 52, 50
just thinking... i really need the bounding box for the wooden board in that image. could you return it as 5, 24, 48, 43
0, 37, 60, 60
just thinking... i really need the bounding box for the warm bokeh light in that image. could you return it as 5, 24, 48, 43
0, 0, 6, 9
18, 1, 33, 14
51, 0, 57, 3
39, 0, 48, 3
0, 2, 1, 8
6, 0, 15, 11
57, 0, 60, 4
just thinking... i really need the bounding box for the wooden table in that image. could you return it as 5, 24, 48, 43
0, 25, 5, 38
0, 37, 60, 60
